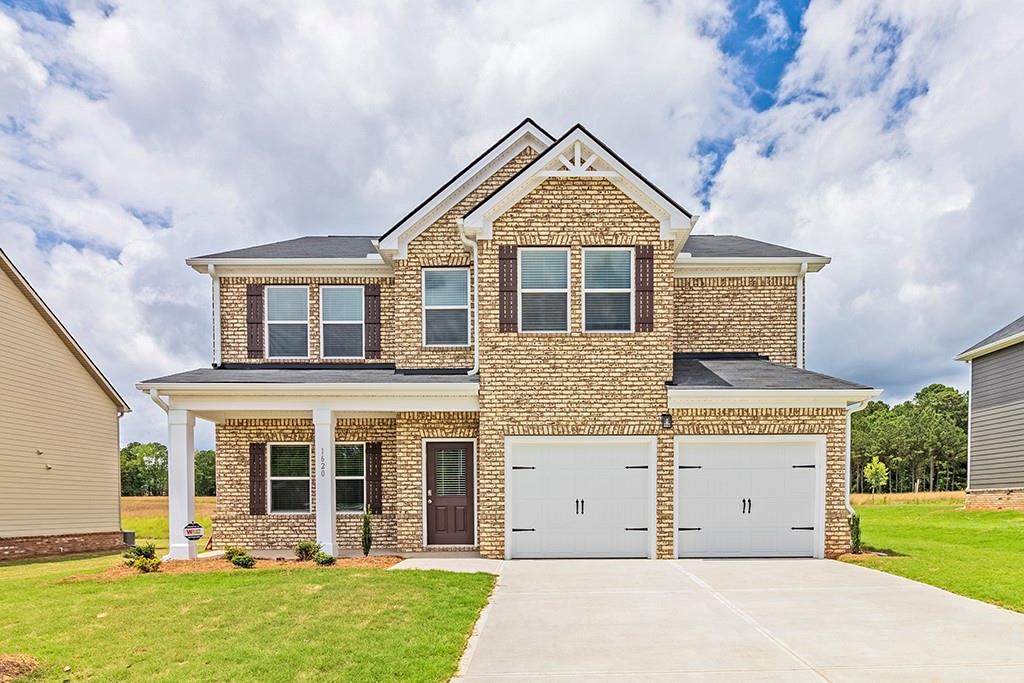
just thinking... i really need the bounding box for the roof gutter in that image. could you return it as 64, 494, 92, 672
955, 330, 1024, 361
148, 388, 170, 412
845, 399, 871, 517
458, 219, 480, 376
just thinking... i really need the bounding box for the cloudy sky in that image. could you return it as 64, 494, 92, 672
2, 0, 1022, 448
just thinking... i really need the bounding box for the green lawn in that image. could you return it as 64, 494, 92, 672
844, 501, 1024, 612
0, 500, 494, 682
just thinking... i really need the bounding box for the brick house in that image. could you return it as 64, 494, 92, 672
138, 120, 878, 561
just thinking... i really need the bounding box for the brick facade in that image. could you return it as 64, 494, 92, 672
219, 276, 394, 364
0, 531, 123, 560
965, 488, 1024, 510
674, 276, 798, 366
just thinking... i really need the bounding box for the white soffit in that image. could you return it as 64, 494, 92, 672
461, 125, 695, 242
667, 388, 881, 409
378, 120, 554, 260
673, 256, 831, 278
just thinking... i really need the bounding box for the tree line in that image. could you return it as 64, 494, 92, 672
120, 442, 216, 496
851, 383, 968, 493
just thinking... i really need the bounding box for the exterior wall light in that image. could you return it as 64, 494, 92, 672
661, 413, 673, 429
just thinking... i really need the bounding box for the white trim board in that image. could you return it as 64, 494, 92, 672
668, 388, 881, 409
956, 331, 1024, 361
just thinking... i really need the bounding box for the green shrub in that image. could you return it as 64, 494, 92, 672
361, 508, 373, 557
133, 557, 162, 573
850, 511, 862, 553
313, 551, 336, 566
231, 553, 256, 569
122, 543, 157, 567
223, 546, 247, 561
294, 540, 322, 561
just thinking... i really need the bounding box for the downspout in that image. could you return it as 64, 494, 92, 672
458, 220, 480, 376
208, 264, 221, 367
148, 388, 170, 413
796, 261, 807, 369
845, 399, 870, 515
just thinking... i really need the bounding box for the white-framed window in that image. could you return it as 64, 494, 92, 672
335, 442, 366, 513
583, 248, 633, 333
519, 247, 570, 332
320, 286, 364, 359
268, 443, 310, 513
422, 268, 470, 346
266, 285, 309, 358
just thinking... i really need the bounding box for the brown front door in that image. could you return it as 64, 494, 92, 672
426, 441, 475, 545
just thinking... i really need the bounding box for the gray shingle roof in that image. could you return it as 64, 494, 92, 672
681, 235, 826, 260
959, 313, 1024, 357
193, 236, 378, 260
140, 367, 478, 385
671, 354, 870, 390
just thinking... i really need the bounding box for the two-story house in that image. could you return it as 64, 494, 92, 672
138, 120, 878, 561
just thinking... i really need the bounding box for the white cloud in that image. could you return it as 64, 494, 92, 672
0, 0, 739, 446
704, 0, 1024, 401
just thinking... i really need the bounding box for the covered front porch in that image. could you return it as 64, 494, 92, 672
136, 369, 479, 560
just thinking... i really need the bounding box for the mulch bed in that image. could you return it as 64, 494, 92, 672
0, 654, 40, 682
64, 555, 403, 582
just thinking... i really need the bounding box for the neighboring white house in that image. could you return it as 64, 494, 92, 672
0, 248, 131, 559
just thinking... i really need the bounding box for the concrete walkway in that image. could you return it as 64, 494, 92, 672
456, 559, 1024, 681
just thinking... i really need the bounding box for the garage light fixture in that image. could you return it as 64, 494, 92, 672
660, 413, 673, 429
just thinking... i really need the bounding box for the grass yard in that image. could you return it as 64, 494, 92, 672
121, 496, 216, 551
0, 498, 495, 682
844, 499, 1024, 612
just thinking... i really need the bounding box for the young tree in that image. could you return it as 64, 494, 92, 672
120, 442, 168, 495
195, 450, 216, 496
864, 456, 889, 501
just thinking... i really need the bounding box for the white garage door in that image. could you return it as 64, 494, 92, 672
506, 438, 654, 559
675, 437, 824, 558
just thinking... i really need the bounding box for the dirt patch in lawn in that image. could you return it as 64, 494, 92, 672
0, 654, 41, 682
64, 556, 402, 582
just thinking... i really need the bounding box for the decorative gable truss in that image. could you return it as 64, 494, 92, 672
459, 125, 699, 244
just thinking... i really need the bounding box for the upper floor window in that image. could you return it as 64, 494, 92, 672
269, 443, 310, 513
583, 248, 633, 332
423, 268, 469, 346
519, 248, 569, 332
336, 443, 366, 513
321, 286, 363, 359
266, 286, 309, 358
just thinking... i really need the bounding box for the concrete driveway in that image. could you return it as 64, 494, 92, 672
456, 559, 1024, 682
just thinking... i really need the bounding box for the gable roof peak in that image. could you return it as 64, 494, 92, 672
461, 123, 696, 241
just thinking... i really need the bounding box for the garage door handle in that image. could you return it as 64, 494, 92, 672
792, 464, 815, 469
512, 528, 535, 532
625, 527, 648, 531
575, 499, 579, 515
742, 498, 748, 514
625, 465, 648, 469
678, 465, 702, 469
678, 527, 701, 531
748, 498, 752, 514
791, 526, 814, 531
581, 499, 585, 514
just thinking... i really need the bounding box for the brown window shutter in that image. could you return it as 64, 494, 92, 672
365, 442, 383, 514
498, 245, 518, 332
248, 443, 267, 515
635, 245, 654, 332
246, 284, 265, 358
364, 284, 381, 359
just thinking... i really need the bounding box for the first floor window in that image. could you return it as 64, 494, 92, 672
583, 248, 633, 332
423, 268, 469, 346
336, 443, 366, 512
321, 286, 364, 358
266, 286, 309, 357
269, 444, 310, 513
519, 248, 569, 332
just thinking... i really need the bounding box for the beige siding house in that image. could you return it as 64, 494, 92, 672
139, 120, 878, 562
0, 248, 130, 559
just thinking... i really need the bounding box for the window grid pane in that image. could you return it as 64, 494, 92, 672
267, 287, 308, 321
585, 292, 632, 331
336, 480, 365, 513
268, 323, 308, 357
270, 480, 310, 512
585, 250, 632, 289
425, 309, 469, 345
270, 445, 310, 477
335, 444, 365, 477
521, 250, 568, 289
435, 449, 467, 496
322, 287, 363, 322
323, 323, 362, 357
521, 292, 568, 332
424, 270, 469, 307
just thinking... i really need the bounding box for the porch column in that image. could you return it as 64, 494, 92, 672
166, 409, 196, 560
313, 407, 336, 556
